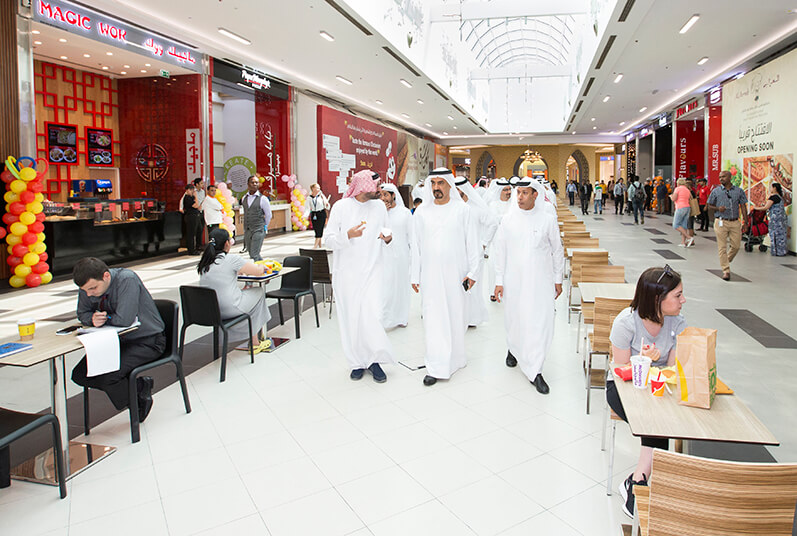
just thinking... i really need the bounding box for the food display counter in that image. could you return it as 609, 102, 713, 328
43, 198, 181, 275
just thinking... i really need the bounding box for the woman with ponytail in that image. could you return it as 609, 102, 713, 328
198, 228, 272, 352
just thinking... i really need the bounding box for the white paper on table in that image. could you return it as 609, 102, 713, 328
78, 328, 121, 377
77, 320, 140, 335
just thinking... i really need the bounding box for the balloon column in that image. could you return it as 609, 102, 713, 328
215, 182, 236, 236
282, 175, 310, 231
2, 156, 52, 288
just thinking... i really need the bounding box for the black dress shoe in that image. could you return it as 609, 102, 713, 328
368, 363, 387, 383
136, 376, 154, 422
506, 351, 517, 368
423, 375, 437, 386
532, 374, 549, 395
350, 368, 365, 380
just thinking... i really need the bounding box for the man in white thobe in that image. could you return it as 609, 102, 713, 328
454, 176, 497, 327
485, 178, 512, 301
411, 168, 480, 386
379, 183, 412, 328
324, 170, 395, 383
492, 178, 564, 394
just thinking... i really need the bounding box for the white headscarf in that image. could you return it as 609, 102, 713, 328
508, 177, 547, 217
509, 176, 521, 188
380, 182, 406, 209
487, 177, 512, 206
454, 176, 489, 212
421, 167, 464, 206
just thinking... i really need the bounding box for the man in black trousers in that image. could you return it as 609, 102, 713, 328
579, 181, 592, 215
182, 183, 201, 255
71, 258, 166, 422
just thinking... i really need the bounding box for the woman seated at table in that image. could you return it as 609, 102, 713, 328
198, 227, 272, 353
606, 265, 686, 518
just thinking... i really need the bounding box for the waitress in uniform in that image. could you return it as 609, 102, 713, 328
305, 183, 330, 248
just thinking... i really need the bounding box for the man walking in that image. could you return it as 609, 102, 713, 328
656, 180, 668, 214
379, 182, 413, 329
492, 179, 563, 394
411, 168, 480, 386
241, 175, 272, 261
628, 176, 646, 224
706, 170, 748, 280
614, 179, 625, 215
566, 180, 577, 206
579, 181, 592, 215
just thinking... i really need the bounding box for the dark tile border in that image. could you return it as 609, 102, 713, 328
706, 269, 751, 282
653, 249, 685, 260
716, 308, 797, 349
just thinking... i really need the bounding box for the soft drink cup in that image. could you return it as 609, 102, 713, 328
630, 355, 652, 389
650, 379, 666, 397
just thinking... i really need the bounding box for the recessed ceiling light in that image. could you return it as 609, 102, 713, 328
31, 30, 40, 35
614, 74, 623, 83
399, 79, 412, 88
591, 117, 596, 121
602, 96, 610, 103
447, 115, 454, 120
106, 52, 113, 56
697, 56, 709, 65
417, 99, 424, 105
619, 121, 625, 126
452, 126, 457, 129
319, 31, 335, 42
218, 27, 251, 45
59, 38, 67, 43
34, 40, 42, 45
124, 65, 131, 68
639, 107, 647, 113
120, 71, 127, 75
734, 72, 745, 79
443, 131, 449, 135
102, 66, 109, 70
145, 63, 151, 67
140, 69, 147, 73
593, 126, 597, 130
375, 100, 383, 105
401, 113, 410, 118
679, 14, 700, 34
335, 75, 352, 85
60, 55, 67, 60
572, 131, 576, 135
424, 123, 432, 127
83, 53, 91, 58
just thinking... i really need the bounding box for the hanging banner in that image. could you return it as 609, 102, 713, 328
707, 106, 722, 187
723, 50, 795, 251
255, 93, 291, 197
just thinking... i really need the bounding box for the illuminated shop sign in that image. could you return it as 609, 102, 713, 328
625, 132, 635, 142
675, 99, 699, 119
708, 87, 722, 105
34, 0, 200, 71
241, 70, 271, 90
212, 58, 290, 99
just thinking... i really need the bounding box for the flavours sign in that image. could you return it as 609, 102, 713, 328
35, 0, 200, 70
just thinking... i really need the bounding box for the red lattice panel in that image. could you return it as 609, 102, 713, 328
34, 62, 121, 198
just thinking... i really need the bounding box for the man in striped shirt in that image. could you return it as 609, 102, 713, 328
706, 171, 748, 281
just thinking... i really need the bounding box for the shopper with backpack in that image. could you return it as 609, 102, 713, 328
628, 176, 646, 224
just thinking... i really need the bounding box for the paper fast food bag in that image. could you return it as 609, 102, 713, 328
675, 327, 718, 409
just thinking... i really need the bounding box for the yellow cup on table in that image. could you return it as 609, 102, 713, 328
17, 318, 36, 341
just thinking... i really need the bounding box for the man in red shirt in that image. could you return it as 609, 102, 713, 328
697, 178, 710, 231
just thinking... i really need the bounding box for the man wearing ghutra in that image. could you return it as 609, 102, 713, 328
492, 178, 564, 394
324, 170, 395, 383
454, 176, 497, 327
411, 168, 481, 386
485, 177, 513, 302
380, 182, 413, 328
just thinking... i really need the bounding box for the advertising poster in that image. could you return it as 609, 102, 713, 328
722, 48, 795, 251
317, 106, 398, 201
395, 135, 434, 186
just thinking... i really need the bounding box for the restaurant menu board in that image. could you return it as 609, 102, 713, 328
46, 123, 78, 165
86, 128, 114, 167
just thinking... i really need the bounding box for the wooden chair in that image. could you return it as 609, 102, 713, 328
566, 250, 609, 322
565, 237, 600, 250
561, 221, 586, 231
643, 449, 797, 536
584, 297, 629, 414
562, 230, 591, 239
632, 484, 651, 536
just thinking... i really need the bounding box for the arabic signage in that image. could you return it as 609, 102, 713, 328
707, 105, 722, 187
255, 91, 292, 198
212, 59, 290, 100
723, 48, 794, 251
34, 0, 201, 71
185, 129, 200, 181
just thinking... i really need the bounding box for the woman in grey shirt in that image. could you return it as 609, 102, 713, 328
606, 265, 687, 518
198, 228, 272, 353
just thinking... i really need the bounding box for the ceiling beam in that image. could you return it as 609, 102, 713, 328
431, 0, 588, 23
470, 64, 571, 80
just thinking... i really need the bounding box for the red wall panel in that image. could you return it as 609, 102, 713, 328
255, 90, 291, 197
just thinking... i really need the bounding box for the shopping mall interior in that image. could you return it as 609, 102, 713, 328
1, 1, 797, 535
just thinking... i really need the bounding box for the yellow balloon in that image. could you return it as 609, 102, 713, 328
3, 191, 19, 203
34, 193, 44, 203
26, 202, 44, 214
19, 212, 36, 226
32, 241, 46, 254
14, 264, 31, 278
10, 180, 27, 194
37, 233, 46, 242
9, 275, 26, 288
6, 234, 21, 246
10, 222, 27, 236
40, 271, 53, 285
6, 245, 13, 255
19, 167, 37, 182
23, 252, 39, 266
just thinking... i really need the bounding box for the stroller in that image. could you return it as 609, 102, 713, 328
743, 208, 768, 252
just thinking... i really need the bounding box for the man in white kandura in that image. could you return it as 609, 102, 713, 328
486, 177, 512, 301
411, 168, 480, 386
324, 170, 395, 383
454, 176, 497, 327
492, 178, 564, 394
380, 182, 412, 328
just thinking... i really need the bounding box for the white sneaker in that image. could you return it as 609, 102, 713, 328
686, 238, 695, 247
677, 243, 686, 247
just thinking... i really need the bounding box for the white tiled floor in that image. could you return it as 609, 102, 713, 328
2, 203, 796, 535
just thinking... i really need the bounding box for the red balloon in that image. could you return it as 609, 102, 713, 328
29, 181, 44, 193
29, 222, 45, 234
35, 212, 46, 223
25, 273, 42, 288
12, 244, 28, 257
32, 261, 49, 274
0, 228, 5, 240
39, 252, 48, 262
7, 256, 22, 268
19, 190, 35, 204
21, 232, 37, 246
8, 202, 26, 215
2, 213, 18, 225
1, 170, 13, 183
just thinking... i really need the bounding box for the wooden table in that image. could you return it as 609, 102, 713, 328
578, 282, 635, 303
612, 370, 778, 446
0, 324, 125, 486
566, 247, 607, 258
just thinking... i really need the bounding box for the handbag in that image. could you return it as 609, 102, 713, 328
689, 196, 700, 217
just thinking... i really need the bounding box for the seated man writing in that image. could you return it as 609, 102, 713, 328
71, 258, 166, 422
